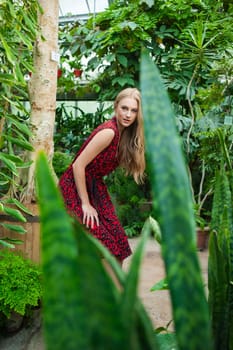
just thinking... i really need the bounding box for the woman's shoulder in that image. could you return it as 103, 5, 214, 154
92, 117, 119, 138
97, 116, 118, 132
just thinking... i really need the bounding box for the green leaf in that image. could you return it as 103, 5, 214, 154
117, 54, 128, 67
0, 223, 26, 233
151, 278, 169, 292
120, 217, 158, 349
7, 2, 16, 19
5, 115, 32, 137
0, 32, 16, 64
5, 199, 33, 216
0, 152, 25, 166
208, 161, 233, 350
208, 231, 230, 350
119, 21, 138, 31
20, 57, 34, 72
156, 333, 178, 350
4, 134, 33, 151
112, 75, 134, 87
84, 219, 159, 350
0, 237, 24, 246
0, 73, 15, 84
140, 48, 212, 350
36, 152, 124, 350
145, 216, 162, 244
0, 172, 12, 184
14, 62, 26, 85
0, 239, 15, 248
0, 179, 9, 186
14, 27, 34, 49
2, 206, 26, 222
21, 11, 38, 38
36, 151, 159, 349
0, 153, 18, 175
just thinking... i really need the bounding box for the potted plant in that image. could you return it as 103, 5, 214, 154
194, 204, 210, 251
196, 218, 210, 251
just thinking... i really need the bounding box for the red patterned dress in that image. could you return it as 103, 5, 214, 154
59, 117, 132, 261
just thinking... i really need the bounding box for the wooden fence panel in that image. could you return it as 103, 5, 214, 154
0, 204, 41, 263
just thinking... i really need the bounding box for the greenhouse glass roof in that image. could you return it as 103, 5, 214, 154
59, 0, 109, 17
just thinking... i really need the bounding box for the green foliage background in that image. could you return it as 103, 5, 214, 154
57, 0, 233, 225
0, 0, 41, 247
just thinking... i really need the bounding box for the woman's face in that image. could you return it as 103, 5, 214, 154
115, 97, 138, 131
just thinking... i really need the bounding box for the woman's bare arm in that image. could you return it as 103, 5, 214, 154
72, 128, 115, 228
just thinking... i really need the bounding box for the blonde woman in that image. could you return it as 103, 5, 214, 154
59, 88, 145, 265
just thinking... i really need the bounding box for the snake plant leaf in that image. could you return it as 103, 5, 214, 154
121, 218, 150, 322
211, 166, 233, 234
36, 152, 126, 350
228, 175, 233, 350
209, 147, 233, 350
71, 221, 128, 350
36, 152, 89, 349
140, 49, 212, 350
120, 217, 158, 349
81, 226, 158, 349
156, 332, 178, 350
36, 152, 160, 350
208, 231, 229, 350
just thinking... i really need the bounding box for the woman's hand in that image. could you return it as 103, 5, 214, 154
82, 203, 99, 229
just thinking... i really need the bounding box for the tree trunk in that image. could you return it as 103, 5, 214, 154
24, 0, 59, 203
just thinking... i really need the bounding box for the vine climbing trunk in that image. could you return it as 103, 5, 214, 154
24, 0, 59, 203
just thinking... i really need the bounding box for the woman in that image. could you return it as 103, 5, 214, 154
59, 87, 145, 264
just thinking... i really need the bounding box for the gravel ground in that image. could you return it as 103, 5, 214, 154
0, 237, 208, 349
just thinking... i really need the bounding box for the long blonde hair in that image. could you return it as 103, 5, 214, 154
114, 88, 145, 184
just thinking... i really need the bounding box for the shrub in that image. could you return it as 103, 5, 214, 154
0, 250, 42, 318
106, 168, 153, 236
52, 151, 73, 178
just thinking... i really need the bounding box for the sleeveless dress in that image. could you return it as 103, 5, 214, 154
59, 116, 132, 261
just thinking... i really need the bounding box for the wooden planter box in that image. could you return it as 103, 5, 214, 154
0, 203, 40, 263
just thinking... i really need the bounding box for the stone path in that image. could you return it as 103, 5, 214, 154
0, 237, 208, 349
